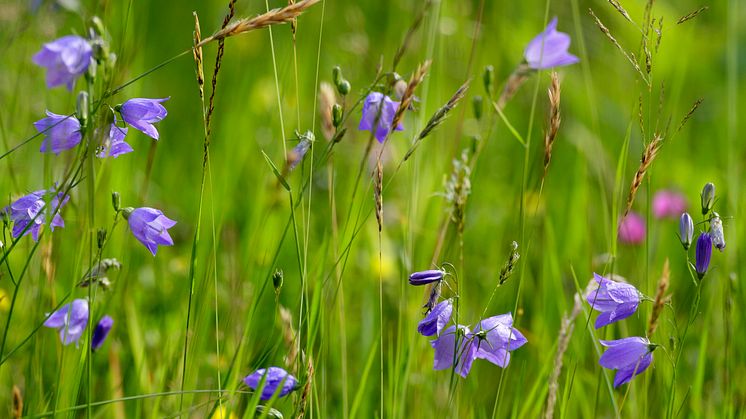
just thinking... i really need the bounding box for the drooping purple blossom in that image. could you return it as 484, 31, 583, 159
409, 269, 444, 286
679, 212, 694, 250
243, 366, 299, 400
586, 273, 640, 329
431, 325, 477, 378
32, 35, 92, 90
34, 111, 82, 154
7, 187, 70, 241
618, 212, 645, 245
652, 190, 688, 219
471, 313, 528, 368
695, 232, 712, 279
124, 207, 176, 256
599, 337, 656, 387
523, 17, 580, 70
43, 299, 89, 346
358, 92, 403, 143
91, 315, 113, 351
118, 98, 169, 140
97, 123, 133, 158
418, 299, 452, 337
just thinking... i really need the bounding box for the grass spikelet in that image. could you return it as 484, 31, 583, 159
589, 8, 649, 85
318, 82, 336, 140
12, 385, 22, 419
498, 241, 520, 286
192, 12, 205, 100
608, 0, 633, 23
655, 16, 663, 52
197, 0, 320, 47
374, 160, 383, 232
675, 98, 703, 133
297, 354, 315, 418
391, 60, 432, 131
545, 293, 582, 419
677, 6, 709, 25
647, 258, 671, 336
542, 72, 561, 181
288, 0, 297, 39
624, 133, 663, 216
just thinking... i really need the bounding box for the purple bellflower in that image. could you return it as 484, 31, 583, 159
118, 98, 169, 140
599, 337, 657, 387
243, 367, 299, 400
695, 232, 712, 279
123, 207, 176, 256
418, 299, 452, 337
431, 325, 477, 378
618, 212, 645, 245
679, 212, 694, 250
471, 313, 528, 368
358, 92, 403, 143
43, 299, 89, 346
8, 187, 69, 241
97, 123, 133, 158
409, 269, 444, 286
34, 111, 82, 154
586, 273, 641, 329
652, 190, 687, 219
524, 17, 580, 70
91, 315, 114, 351
32, 35, 92, 90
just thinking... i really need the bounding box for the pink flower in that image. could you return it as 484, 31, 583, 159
652, 190, 687, 219
619, 212, 645, 245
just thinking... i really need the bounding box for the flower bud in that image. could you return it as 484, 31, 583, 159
272, 269, 284, 293
472, 95, 483, 120
710, 212, 725, 252
483, 65, 495, 96
332, 104, 343, 128
111, 191, 121, 212
332, 66, 342, 86
679, 212, 694, 250
76, 91, 89, 128
408, 269, 444, 286
695, 232, 712, 279
701, 182, 715, 215
97, 229, 107, 249
394, 79, 407, 100
337, 79, 351, 96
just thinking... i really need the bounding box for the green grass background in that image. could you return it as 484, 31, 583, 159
0, 0, 744, 417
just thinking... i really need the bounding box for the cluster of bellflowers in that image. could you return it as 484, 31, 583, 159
678, 182, 725, 279
4, 20, 179, 348
408, 268, 527, 378
585, 273, 657, 387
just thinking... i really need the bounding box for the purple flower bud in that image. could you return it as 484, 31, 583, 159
119, 97, 169, 140
523, 17, 580, 70
8, 187, 69, 241
679, 212, 694, 250
358, 92, 403, 143
599, 337, 656, 387
417, 299, 452, 337
97, 123, 133, 158
652, 190, 687, 219
586, 273, 640, 329
408, 269, 444, 286
618, 212, 645, 245
243, 366, 299, 400
91, 315, 113, 351
695, 232, 712, 279
124, 207, 176, 256
32, 35, 92, 90
34, 111, 82, 154
43, 299, 89, 346
431, 325, 477, 378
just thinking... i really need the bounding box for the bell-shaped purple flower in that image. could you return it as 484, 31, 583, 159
124, 207, 176, 256
91, 315, 114, 351
97, 124, 133, 158
358, 92, 403, 143
43, 299, 89, 346
409, 269, 444, 286
431, 325, 477, 378
599, 337, 657, 387
695, 232, 712, 279
243, 366, 299, 400
34, 111, 82, 154
586, 273, 640, 329
118, 98, 169, 140
618, 212, 645, 245
472, 313, 528, 368
32, 35, 92, 90
7, 187, 70, 241
418, 299, 452, 337
524, 17, 580, 70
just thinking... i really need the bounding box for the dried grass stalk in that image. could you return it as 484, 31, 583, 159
374, 160, 383, 232
543, 72, 561, 181
318, 82, 336, 140
391, 60, 432, 130
647, 259, 671, 336
545, 293, 583, 419
589, 9, 649, 85
197, 0, 320, 47
624, 133, 664, 216
677, 6, 708, 24
12, 385, 22, 419
676, 98, 703, 133
298, 354, 315, 418
192, 12, 205, 100
608, 0, 633, 23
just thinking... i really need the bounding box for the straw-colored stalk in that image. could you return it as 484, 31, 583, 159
647, 259, 671, 336
543, 72, 561, 181
391, 60, 432, 131
318, 82, 336, 140
624, 133, 663, 216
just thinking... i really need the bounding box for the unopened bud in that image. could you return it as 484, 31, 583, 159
679, 212, 694, 250
332, 66, 342, 86
97, 229, 107, 249
76, 91, 89, 128
111, 192, 121, 212
701, 182, 715, 215
332, 104, 343, 127
337, 79, 351, 96
483, 65, 495, 96
272, 269, 284, 292
472, 95, 483, 120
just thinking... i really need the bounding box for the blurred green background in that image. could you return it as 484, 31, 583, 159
0, 0, 745, 417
